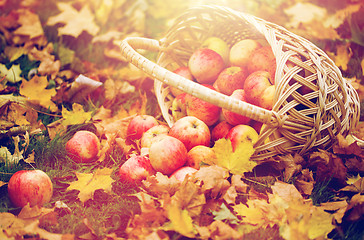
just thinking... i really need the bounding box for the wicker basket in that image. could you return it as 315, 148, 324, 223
120, 5, 360, 161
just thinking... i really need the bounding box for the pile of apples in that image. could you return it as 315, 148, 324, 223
119, 37, 283, 184
171, 36, 277, 129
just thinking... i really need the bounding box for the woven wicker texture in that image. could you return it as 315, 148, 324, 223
121, 5, 360, 161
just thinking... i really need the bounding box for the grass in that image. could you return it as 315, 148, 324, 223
310, 178, 335, 206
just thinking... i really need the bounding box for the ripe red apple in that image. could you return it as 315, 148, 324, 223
66, 130, 100, 163
149, 135, 187, 175
222, 89, 251, 126
170, 166, 197, 182
170, 66, 195, 97
244, 70, 275, 110
188, 48, 225, 84
227, 124, 259, 151
247, 46, 276, 84
229, 39, 262, 68
211, 121, 234, 142
186, 145, 217, 169
119, 155, 156, 184
169, 116, 211, 151
214, 66, 249, 96
126, 115, 159, 141
7, 169, 53, 208
185, 84, 221, 126
171, 93, 187, 121
140, 124, 170, 149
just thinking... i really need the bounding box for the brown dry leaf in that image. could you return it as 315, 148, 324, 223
329, 42, 353, 71
129, 91, 148, 116
13, 9, 44, 39
7, 102, 30, 126
47, 2, 100, 38
67, 168, 114, 203
0, 211, 66, 240
171, 180, 206, 218
279, 153, 304, 181
345, 193, 364, 221
194, 165, 230, 199
339, 177, 364, 194
271, 181, 303, 203
294, 169, 315, 196
28, 43, 60, 79
19, 75, 58, 112
142, 172, 180, 197
320, 201, 348, 224
223, 174, 248, 204
206, 220, 242, 240
23, 150, 35, 164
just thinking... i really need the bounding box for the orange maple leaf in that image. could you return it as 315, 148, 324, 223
13, 9, 44, 39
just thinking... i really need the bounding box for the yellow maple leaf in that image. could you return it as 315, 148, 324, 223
165, 202, 196, 238
67, 168, 114, 203
212, 138, 256, 175
47, 2, 100, 38
346, 174, 361, 185
0, 64, 22, 83
19, 75, 57, 112
61, 103, 92, 126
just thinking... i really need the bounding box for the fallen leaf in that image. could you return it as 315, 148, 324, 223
61, 103, 93, 126
0, 64, 22, 83
19, 75, 57, 111
47, 2, 100, 38
213, 138, 256, 175
320, 201, 348, 224
213, 202, 239, 224
13, 9, 44, 39
67, 168, 114, 203
340, 177, 364, 194
165, 202, 196, 238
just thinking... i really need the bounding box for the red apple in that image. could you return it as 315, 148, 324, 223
188, 48, 225, 84
222, 89, 251, 126
185, 84, 221, 126
211, 121, 234, 142
126, 115, 159, 141
247, 46, 276, 84
169, 116, 211, 151
227, 124, 259, 151
229, 39, 262, 68
244, 70, 275, 110
119, 155, 156, 184
186, 145, 217, 169
149, 135, 187, 175
170, 166, 197, 182
170, 66, 195, 97
171, 93, 187, 121
7, 169, 53, 208
66, 130, 100, 163
215, 66, 249, 96
141, 124, 170, 149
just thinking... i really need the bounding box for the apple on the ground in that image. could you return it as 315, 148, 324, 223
201, 36, 230, 66
247, 46, 276, 84
65, 130, 100, 163
229, 39, 262, 68
211, 121, 234, 142
119, 155, 156, 184
171, 93, 187, 121
7, 169, 53, 208
185, 84, 221, 126
126, 115, 159, 141
149, 135, 187, 175
244, 70, 275, 110
170, 166, 197, 182
227, 124, 259, 151
141, 124, 170, 149
188, 48, 225, 84
168, 116, 211, 151
214, 66, 249, 96
170, 66, 195, 97
222, 89, 251, 126
186, 145, 217, 169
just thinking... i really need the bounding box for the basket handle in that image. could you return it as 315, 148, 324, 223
120, 36, 280, 125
